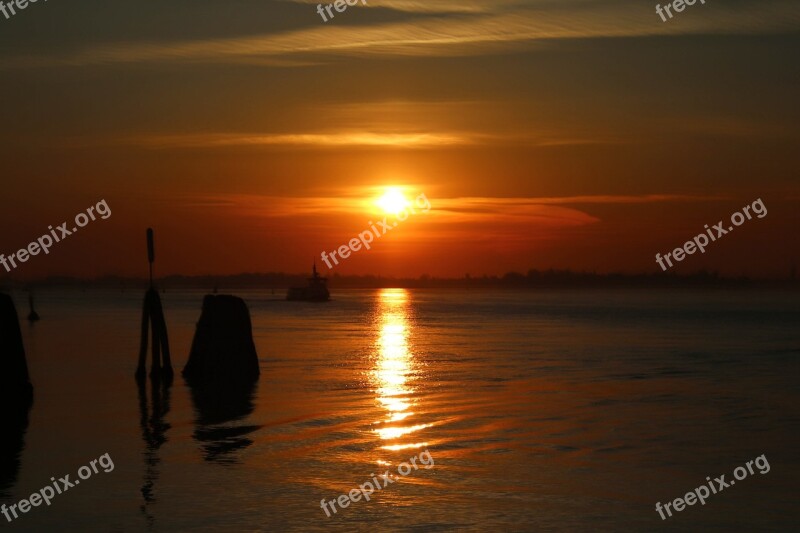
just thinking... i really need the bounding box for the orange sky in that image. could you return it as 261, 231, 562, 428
0, 0, 798, 279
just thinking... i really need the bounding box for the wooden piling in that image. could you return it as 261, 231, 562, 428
0, 293, 33, 404
136, 229, 173, 382
183, 294, 259, 383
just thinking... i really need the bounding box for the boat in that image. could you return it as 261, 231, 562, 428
287, 263, 330, 302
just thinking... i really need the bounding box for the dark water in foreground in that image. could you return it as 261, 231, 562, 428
1, 288, 799, 532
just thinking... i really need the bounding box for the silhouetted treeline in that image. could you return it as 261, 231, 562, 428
3, 269, 798, 290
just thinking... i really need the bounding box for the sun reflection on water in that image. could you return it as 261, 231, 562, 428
373, 289, 430, 453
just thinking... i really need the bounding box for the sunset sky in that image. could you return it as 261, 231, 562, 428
0, 0, 798, 279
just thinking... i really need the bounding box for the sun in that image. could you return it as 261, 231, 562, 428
376, 188, 409, 215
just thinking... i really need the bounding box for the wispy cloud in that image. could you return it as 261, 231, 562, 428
86, 129, 639, 149
179, 193, 603, 234
181, 193, 715, 221
110, 131, 483, 149
286, 0, 526, 15
3, 1, 798, 68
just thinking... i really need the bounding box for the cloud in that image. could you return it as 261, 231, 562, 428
86, 128, 641, 149
3, 1, 798, 68
180, 193, 713, 227
286, 0, 526, 14
110, 131, 483, 149
176, 193, 603, 240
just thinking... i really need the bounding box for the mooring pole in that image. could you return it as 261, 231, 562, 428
138, 228, 172, 381
136, 291, 149, 380
147, 228, 155, 291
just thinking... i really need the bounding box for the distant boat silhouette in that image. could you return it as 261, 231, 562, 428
287, 263, 330, 302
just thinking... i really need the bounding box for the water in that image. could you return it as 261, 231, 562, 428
2, 288, 798, 531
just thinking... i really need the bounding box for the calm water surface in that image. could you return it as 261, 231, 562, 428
3, 288, 799, 532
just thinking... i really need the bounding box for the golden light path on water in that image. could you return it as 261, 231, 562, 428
372, 289, 430, 455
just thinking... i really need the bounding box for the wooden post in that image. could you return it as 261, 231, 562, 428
151, 290, 172, 378
147, 228, 155, 290
135, 291, 150, 380
0, 293, 33, 401
150, 294, 161, 377
137, 229, 172, 382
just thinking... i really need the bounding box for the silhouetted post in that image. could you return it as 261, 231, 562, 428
0, 293, 32, 495
183, 295, 259, 382
183, 294, 260, 462
0, 293, 33, 402
136, 229, 172, 382
137, 292, 150, 378
147, 228, 155, 290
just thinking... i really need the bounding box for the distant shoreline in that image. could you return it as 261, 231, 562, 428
2, 270, 798, 290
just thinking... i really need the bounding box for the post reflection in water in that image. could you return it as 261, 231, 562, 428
372, 289, 430, 455
137, 376, 172, 529
188, 379, 261, 464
